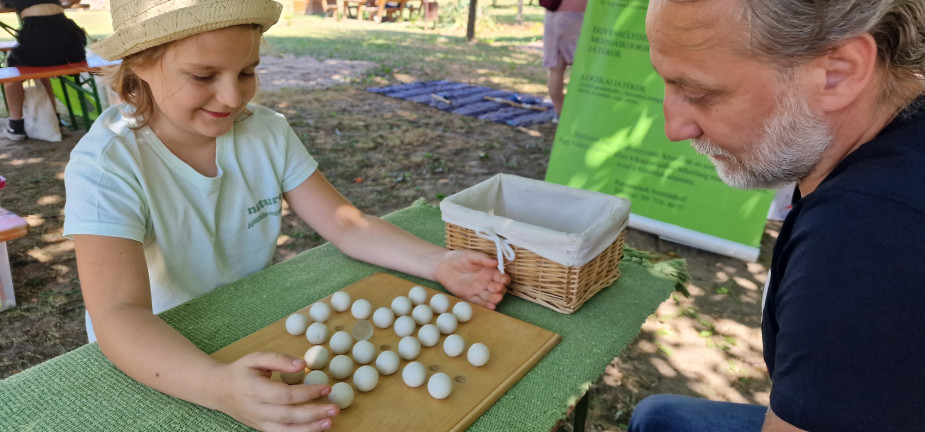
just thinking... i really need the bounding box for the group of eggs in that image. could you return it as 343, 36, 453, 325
283, 285, 491, 409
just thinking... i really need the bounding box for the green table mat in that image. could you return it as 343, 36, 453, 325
0, 200, 682, 431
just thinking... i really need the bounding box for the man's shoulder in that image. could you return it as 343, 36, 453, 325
783, 105, 925, 254
815, 105, 925, 213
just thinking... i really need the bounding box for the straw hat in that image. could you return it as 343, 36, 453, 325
90, 0, 283, 61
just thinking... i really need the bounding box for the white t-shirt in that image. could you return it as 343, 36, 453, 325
64, 104, 318, 342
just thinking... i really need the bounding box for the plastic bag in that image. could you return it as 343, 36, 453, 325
22, 80, 62, 142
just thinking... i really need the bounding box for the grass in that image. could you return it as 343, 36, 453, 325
2, 2, 547, 89
0, 4, 550, 117
265, 12, 547, 91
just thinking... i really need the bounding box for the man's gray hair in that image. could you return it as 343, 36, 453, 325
742, 0, 924, 104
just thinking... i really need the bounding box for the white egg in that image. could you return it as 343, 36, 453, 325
429, 293, 451, 314
304, 345, 329, 369
427, 372, 453, 399
467, 342, 490, 367
411, 304, 434, 325
443, 334, 465, 357
391, 295, 412, 316
372, 307, 395, 328
397, 336, 421, 360
393, 315, 416, 337
303, 370, 329, 385
435, 313, 458, 334
453, 301, 473, 323
329, 330, 353, 354
353, 365, 379, 392
375, 350, 400, 375
330, 291, 351, 312
279, 369, 305, 385
351, 298, 372, 320
329, 354, 354, 380
305, 322, 329, 344
285, 313, 309, 336
402, 361, 427, 388
408, 285, 428, 305
351, 340, 376, 364
417, 324, 440, 347
328, 382, 354, 409
351, 319, 374, 341
309, 302, 332, 323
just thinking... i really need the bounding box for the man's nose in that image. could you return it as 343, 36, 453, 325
662, 92, 703, 142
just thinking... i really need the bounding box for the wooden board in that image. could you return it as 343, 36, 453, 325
211, 272, 560, 432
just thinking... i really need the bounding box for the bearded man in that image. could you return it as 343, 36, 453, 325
630, 0, 925, 431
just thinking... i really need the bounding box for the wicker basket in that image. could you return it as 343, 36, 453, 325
440, 174, 631, 314
446, 222, 626, 313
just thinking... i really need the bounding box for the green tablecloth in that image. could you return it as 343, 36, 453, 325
0, 200, 682, 431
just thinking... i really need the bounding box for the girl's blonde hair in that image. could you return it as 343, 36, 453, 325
101, 43, 171, 130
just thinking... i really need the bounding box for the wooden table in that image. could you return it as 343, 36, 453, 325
341, 0, 369, 20
340, 0, 408, 22
0, 201, 680, 431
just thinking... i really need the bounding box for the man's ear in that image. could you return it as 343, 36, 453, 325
804, 33, 879, 113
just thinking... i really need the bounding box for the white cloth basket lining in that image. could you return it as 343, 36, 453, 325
440, 174, 631, 267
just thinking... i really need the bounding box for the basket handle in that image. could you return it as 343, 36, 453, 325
475, 229, 515, 274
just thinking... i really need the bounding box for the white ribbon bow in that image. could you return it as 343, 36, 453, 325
475, 229, 515, 274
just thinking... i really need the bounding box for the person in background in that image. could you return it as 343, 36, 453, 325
2, 0, 86, 141
543, 0, 586, 123
63, 1, 508, 430
629, 0, 924, 431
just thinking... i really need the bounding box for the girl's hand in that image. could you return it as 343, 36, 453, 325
211, 352, 340, 432
435, 249, 510, 309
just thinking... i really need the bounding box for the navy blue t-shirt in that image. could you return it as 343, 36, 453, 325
763, 98, 925, 431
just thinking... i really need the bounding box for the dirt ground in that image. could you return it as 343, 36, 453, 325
0, 55, 772, 431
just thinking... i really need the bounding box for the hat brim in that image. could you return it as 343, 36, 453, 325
90, 0, 282, 61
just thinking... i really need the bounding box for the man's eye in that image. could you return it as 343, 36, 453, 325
685, 93, 711, 105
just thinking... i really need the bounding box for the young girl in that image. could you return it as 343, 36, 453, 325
63, 1, 508, 430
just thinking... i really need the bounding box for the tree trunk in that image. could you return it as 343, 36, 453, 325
466, 0, 478, 41
517, 0, 523, 25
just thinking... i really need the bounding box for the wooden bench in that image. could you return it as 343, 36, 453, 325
0, 54, 121, 131
0, 204, 28, 311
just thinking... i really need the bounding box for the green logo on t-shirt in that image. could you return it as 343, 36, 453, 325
247, 194, 282, 215
246, 194, 283, 229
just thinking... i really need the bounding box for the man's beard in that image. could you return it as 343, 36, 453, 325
691, 86, 832, 189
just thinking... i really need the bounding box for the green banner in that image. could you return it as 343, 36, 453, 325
544, 0, 773, 260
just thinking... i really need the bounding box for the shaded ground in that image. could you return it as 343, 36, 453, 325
0, 55, 771, 431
